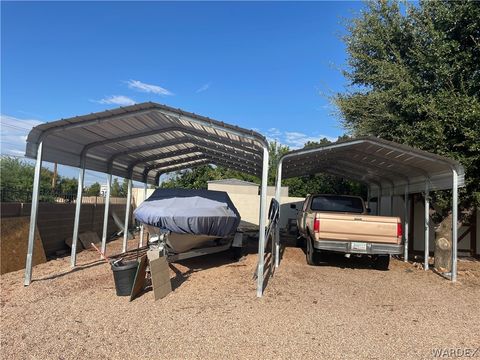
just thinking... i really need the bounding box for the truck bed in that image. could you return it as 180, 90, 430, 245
312, 213, 401, 244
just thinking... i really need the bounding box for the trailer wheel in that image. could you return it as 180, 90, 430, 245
373, 255, 390, 270
232, 246, 243, 261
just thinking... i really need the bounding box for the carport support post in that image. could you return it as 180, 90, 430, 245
122, 178, 132, 253
403, 184, 409, 262
71, 160, 85, 268
274, 159, 283, 268
378, 186, 382, 215
139, 182, 147, 247
24, 142, 43, 286
390, 192, 394, 216
367, 187, 371, 208
257, 145, 269, 297
451, 169, 458, 282
100, 173, 112, 258
424, 181, 430, 271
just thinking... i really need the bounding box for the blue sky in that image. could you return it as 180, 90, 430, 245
1, 1, 364, 184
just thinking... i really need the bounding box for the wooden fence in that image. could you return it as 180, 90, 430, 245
1, 202, 132, 257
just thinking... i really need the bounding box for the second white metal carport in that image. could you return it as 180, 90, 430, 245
24, 102, 270, 297
273, 136, 465, 281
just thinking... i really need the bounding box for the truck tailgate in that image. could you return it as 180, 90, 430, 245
317, 213, 401, 244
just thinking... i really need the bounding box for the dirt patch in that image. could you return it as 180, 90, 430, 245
1, 236, 479, 359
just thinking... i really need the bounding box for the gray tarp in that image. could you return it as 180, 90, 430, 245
134, 189, 241, 237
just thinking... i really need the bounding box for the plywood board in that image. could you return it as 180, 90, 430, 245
147, 249, 160, 262
149, 256, 172, 301
1, 216, 47, 274
78, 231, 100, 250
130, 255, 147, 302
65, 236, 84, 251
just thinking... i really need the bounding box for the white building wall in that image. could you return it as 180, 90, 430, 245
208, 183, 258, 195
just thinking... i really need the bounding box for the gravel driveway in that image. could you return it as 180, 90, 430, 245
1, 236, 479, 359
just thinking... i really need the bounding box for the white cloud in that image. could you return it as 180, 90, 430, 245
266, 128, 282, 138
195, 82, 211, 93
287, 132, 337, 148
0, 114, 43, 156
126, 79, 173, 96
261, 127, 338, 149
94, 95, 136, 106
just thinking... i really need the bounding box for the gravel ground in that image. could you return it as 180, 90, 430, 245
1, 235, 479, 360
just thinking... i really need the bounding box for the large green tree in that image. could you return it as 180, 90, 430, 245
334, 0, 480, 213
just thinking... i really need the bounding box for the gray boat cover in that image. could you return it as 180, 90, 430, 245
133, 189, 241, 237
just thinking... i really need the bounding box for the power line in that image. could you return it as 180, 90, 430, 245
1, 116, 36, 127
1, 123, 32, 131
1, 142, 26, 147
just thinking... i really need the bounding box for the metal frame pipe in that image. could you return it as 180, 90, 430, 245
404, 184, 409, 262
122, 178, 133, 253
451, 169, 458, 282
139, 182, 147, 247
256, 145, 269, 297
70, 162, 85, 268
274, 159, 283, 268
100, 173, 112, 258
424, 181, 430, 271
24, 142, 43, 286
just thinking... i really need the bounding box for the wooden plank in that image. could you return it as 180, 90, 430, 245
149, 256, 172, 301
130, 255, 147, 302
1, 216, 47, 274
78, 231, 101, 250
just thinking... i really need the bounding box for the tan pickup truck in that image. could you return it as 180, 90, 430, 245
297, 194, 403, 270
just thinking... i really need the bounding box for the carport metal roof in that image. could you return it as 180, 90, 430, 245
273, 136, 465, 282
279, 136, 464, 196
25, 102, 267, 183
24, 102, 271, 298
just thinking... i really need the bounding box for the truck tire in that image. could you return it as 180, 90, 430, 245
306, 238, 318, 266
373, 255, 390, 270
296, 236, 306, 248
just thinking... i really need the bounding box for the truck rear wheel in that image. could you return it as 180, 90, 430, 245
373, 255, 390, 270
306, 238, 318, 266
296, 236, 306, 248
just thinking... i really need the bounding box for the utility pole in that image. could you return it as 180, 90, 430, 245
52, 162, 57, 189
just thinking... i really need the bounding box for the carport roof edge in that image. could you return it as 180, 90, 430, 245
279, 136, 465, 195
25, 102, 268, 184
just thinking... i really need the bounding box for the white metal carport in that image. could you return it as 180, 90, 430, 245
24, 102, 270, 297
274, 136, 465, 281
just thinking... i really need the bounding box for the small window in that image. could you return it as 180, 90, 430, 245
310, 195, 364, 213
